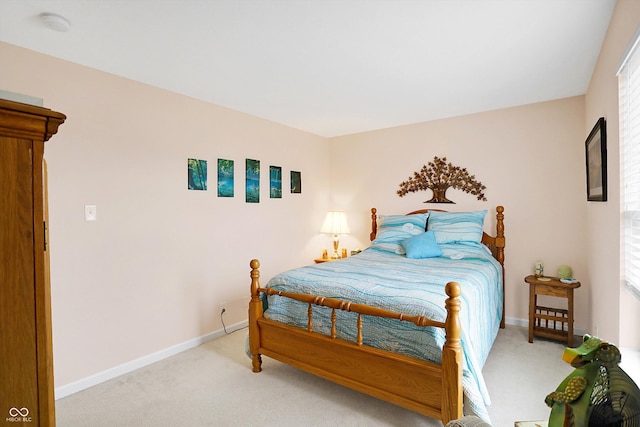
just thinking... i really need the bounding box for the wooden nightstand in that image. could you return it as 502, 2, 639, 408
524, 275, 581, 347
314, 257, 341, 263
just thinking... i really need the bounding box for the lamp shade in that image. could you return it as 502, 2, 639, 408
320, 211, 350, 234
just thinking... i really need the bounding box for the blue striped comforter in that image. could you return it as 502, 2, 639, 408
263, 243, 503, 422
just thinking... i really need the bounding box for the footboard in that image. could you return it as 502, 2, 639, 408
248, 259, 463, 425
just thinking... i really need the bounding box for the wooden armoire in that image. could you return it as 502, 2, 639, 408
0, 99, 66, 426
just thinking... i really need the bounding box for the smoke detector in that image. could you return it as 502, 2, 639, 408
40, 13, 71, 32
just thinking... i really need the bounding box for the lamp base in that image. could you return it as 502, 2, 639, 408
332, 235, 340, 258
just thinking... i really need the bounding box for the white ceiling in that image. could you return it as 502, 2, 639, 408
0, 0, 616, 137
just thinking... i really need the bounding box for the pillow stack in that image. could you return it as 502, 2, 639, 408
371, 213, 427, 255
370, 210, 487, 259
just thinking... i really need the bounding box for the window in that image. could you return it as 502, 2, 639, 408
619, 30, 640, 300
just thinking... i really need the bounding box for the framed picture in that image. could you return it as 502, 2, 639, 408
246, 158, 260, 203
217, 158, 234, 197
269, 166, 282, 198
187, 158, 207, 191
290, 170, 301, 194
585, 117, 607, 202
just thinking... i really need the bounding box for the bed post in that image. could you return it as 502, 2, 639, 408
442, 281, 463, 424
495, 206, 505, 328
249, 259, 263, 373
495, 206, 505, 265
370, 207, 378, 241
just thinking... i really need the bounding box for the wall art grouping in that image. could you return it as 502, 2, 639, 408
187, 158, 301, 203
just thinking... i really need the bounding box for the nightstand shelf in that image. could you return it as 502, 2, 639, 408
524, 275, 581, 347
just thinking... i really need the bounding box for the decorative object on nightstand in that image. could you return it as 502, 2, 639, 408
524, 275, 581, 347
320, 211, 350, 259
545, 335, 640, 426
557, 265, 572, 279
534, 261, 544, 277
315, 248, 331, 263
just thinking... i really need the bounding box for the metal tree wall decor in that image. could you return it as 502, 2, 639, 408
397, 156, 487, 203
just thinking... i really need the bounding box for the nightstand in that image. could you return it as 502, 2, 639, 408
314, 257, 341, 263
524, 275, 581, 347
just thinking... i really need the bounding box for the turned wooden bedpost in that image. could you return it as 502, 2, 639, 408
370, 208, 378, 241
249, 259, 263, 373
442, 281, 463, 424
495, 206, 506, 328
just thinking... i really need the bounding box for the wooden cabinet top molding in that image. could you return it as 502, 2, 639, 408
0, 98, 66, 141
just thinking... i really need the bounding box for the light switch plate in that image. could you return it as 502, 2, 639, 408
84, 205, 97, 221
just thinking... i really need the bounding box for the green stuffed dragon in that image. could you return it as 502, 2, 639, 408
545, 335, 640, 426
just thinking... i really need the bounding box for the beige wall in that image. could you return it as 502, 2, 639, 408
330, 97, 589, 329
585, 0, 640, 348
0, 42, 331, 388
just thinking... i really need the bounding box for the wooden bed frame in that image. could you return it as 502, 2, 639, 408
248, 206, 505, 425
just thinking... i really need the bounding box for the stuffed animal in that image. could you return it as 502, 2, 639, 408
545, 335, 640, 426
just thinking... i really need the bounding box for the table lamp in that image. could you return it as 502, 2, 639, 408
320, 211, 350, 258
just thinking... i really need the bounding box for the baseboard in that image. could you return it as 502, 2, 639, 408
55, 320, 248, 400
505, 316, 588, 337
55, 317, 586, 400
505, 316, 528, 328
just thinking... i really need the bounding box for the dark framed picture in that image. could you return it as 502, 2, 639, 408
290, 171, 301, 194
585, 117, 607, 202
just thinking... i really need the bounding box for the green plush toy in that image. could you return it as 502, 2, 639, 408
545, 335, 640, 426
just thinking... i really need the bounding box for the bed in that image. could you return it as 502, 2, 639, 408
248, 206, 505, 425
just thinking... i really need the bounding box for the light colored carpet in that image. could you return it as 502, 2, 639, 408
55, 326, 639, 426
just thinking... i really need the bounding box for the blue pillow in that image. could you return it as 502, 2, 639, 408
427, 210, 487, 244
371, 213, 428, 254
401, 230, 443, 259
